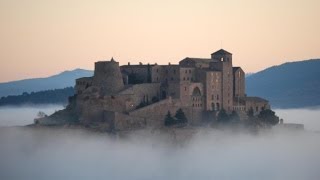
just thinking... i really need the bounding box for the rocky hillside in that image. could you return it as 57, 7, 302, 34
246, 59, 320, 108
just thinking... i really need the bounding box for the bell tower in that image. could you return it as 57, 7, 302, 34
211, 49, 234, 112
211, 49, 232, 65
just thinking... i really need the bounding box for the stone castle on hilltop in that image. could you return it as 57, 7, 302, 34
37, 49, 270, 130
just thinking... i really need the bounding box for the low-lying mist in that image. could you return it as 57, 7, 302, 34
0, 104, 63, 126
0, 127, 319, 180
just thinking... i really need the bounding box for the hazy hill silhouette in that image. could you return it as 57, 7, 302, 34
0, 69, 93, 98
246, 59, 320, 108
0, 87, 74, 106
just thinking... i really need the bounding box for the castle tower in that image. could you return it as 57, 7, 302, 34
211, 49, 234, 112
92, 58, 124, 95
211, 49, 232, 63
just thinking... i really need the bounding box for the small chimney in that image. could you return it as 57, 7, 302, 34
169, 62, 171, 65
128, 62, 130, 66
139, 62, 143, 65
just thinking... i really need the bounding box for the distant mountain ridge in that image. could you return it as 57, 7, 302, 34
246, 59, 320, 108
0, 87, 74, 106
0, 69, 93, 98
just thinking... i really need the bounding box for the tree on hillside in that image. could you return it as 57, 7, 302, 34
164, 111, 175, 126
258, 109, 279, 126
217, 108, 229, 124
230, 110, 240, 122
175, 108, 187, 124
247, 107, 254, 118
37, 111, 47, 118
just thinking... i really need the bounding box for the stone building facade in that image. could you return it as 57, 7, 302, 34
71, 49, 269, 130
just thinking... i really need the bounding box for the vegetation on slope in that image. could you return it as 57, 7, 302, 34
0, 87, 74, 106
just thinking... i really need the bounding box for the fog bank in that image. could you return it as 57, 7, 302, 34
0, 127, 319, 180
0, 105, 63, 126
275, 108, 320, 131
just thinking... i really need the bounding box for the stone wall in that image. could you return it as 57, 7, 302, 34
114, 112, 147, 131
180, 67, 195, 82
128, 96, 204, 127
233, 68, 245, 97
243, 97, 270, 115
203, 71, 222, 111
221, 61, 234, 112
118, 83, 161, 108
75, 77, 92, 94
121, 65, 152, 84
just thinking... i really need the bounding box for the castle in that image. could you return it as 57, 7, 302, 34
64, 49, 269, 130
35, 49, 270, 131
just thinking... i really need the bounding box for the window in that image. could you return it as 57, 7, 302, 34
173, 70, 176, 74
171, 77, 173, 81
217, 95, 219, 100
166, 70, 168, 74
185, 70, 187, 73
211, 95, 214, 100
189, 70, 191, 73
156, 69, 159, 73
183, 77, 185, 81
187, 77, 189, 80
184, 87, 187, 91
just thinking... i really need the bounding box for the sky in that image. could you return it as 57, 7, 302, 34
0, 0, 319, 82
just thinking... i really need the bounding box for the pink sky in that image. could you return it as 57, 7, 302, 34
0, 0, 319, 82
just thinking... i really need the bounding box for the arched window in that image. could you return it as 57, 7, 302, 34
192, 87, 201, 96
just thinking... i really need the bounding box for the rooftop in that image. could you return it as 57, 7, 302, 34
211, 49, 232, 55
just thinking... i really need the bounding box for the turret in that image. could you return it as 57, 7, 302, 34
92, 58, 124, 95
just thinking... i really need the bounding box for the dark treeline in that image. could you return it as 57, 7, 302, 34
0, 87, 74, 106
